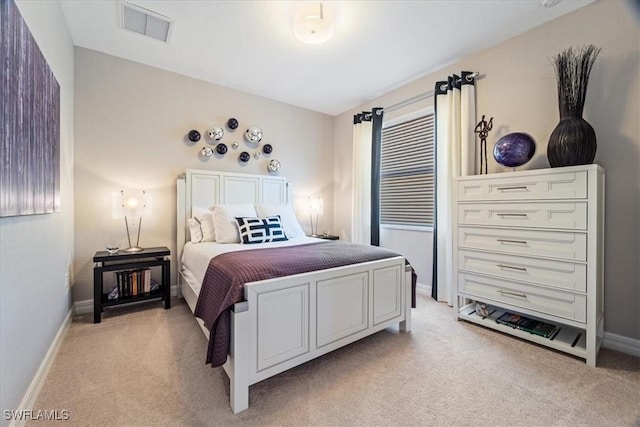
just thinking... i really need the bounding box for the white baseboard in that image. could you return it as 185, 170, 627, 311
10, 309, 72, 427
603, 331, 640, 358
74, 299, 92, 315
74, 285, 178, 316
416, 282, 431, 295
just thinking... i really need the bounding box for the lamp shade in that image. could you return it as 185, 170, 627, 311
113, 190, 152, 219
307, 197, 324, 215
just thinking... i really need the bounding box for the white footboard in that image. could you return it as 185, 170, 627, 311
223, 256, 412, 413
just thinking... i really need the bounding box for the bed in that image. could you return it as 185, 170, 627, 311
176, 169, 413, 413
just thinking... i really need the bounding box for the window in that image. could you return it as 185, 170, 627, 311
380, 111, 435, 228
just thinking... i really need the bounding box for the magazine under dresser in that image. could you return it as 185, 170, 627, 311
453, 164, 604, 366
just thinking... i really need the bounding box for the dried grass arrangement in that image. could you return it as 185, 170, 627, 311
552, 45, 601, 118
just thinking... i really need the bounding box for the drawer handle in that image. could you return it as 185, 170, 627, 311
497, 213, 528, 217
497, 264, 527, 272
497, 186, 528, 191
497, 289, 528, 299
496, 239, 528, 245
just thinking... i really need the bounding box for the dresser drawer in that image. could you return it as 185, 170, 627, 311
458, 272, 586, 322
457, 170, 587, 202
458, 249, 587, 292
458, 202, 587, 230
458, 227, 587, 262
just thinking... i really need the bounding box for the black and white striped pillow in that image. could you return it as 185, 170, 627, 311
235, 216, 288, 244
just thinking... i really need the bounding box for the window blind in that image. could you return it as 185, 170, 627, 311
380, 114, 434, 227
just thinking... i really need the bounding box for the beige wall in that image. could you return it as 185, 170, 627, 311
334, 0, 640, 339
73, 48, 334, 302
0, 0, 74, 419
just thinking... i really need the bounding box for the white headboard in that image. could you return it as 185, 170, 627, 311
176, 169, 289, 253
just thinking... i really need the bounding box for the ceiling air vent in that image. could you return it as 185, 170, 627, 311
539, 0, 562, 7
121, 2, 172, 42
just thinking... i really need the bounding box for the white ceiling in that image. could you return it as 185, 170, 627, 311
59, 0, 595, 116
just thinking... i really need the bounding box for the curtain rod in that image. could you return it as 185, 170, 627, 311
382, 71, 480, 114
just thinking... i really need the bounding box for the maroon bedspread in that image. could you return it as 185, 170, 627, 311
194, 240, 416, 367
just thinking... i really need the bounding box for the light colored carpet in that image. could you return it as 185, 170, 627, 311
30, 291, 639, 426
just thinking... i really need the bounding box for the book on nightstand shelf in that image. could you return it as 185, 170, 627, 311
496, 312, 558, 338
113, 268, 152, 298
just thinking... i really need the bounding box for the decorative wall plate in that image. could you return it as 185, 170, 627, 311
216, 143, 228, 155
244, 126, 263, 143
227, 118, 239, 130
268, 159, 281, 172
200, 146, 213, 157
188, 130, 201, 142
239, 151, 251, 162
208, 127, 224, 141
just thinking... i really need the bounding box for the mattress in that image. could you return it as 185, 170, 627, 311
181, 236, 322, 291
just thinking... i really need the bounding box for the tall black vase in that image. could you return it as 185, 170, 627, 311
547, 116, 597, 167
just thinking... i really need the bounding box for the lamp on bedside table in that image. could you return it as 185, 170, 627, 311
307, 197, 324, 237
113, 189, 152, 252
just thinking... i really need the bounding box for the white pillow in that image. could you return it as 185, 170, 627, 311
187, 217, 204, 243
212, 204, 257, 243
187, 206, 215, 243
254, 203, 305, 238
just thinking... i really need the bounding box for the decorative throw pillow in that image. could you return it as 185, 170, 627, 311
187, 217, 204, 243
254, 203, 306, 238
212, 204, 257, 243
187, 207, 215, 243
235, 216, 288, 244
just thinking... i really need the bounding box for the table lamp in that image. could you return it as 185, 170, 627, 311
307, 197, 324, 237
113, 189, 152, 252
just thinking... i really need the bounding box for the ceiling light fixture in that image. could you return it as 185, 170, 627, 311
293, 3, 333, 45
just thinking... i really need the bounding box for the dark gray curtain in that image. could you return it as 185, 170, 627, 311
431, 80, 449, 300
370, 107, 383, 246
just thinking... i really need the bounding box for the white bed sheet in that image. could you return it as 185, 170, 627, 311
181, 236, 322, 290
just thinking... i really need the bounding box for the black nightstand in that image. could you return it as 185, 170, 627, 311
93, 246, 170, 323
312, 234, 340, 240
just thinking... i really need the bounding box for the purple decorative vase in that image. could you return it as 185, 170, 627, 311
493, 132, 536, 168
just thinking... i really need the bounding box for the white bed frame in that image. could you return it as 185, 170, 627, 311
177, 169, 412, 413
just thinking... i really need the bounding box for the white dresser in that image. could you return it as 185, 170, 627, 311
453, 164, 604, 366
